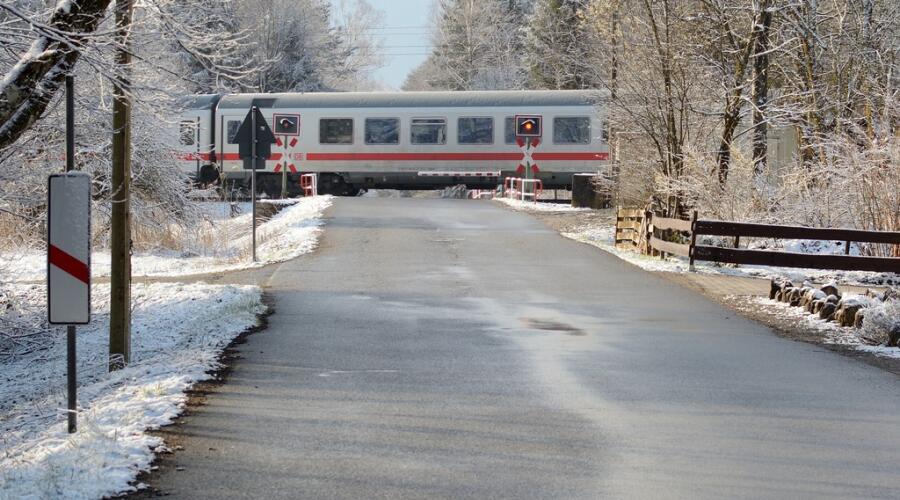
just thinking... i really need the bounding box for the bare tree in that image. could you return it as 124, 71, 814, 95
695, 0, 761, 185
526, 0, 597, 90
407, 0, 527, 91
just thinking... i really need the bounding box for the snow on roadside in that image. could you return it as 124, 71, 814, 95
494, 197, 592, 213
563, 226, 694, 273
562, 225, 899, 287
0, 282, 265, 499
4, 195, 333, 282
730, 296, 900, 359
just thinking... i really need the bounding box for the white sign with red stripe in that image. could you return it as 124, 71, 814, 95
48, 172, 91, 325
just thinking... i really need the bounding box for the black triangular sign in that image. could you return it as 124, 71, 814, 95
235, 107, 277, 170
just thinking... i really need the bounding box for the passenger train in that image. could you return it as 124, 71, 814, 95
176, 90, 608, 196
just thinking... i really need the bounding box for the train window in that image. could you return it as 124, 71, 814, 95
365, 118, 400, 144
320, 118, 353, 144
458, 117, 493, 144
411, 118, 446, 145
504, 117, 516, 144
553, 117, 591, 144
227, 120, 241, 144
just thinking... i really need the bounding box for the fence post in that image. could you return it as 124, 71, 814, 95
689, 210, 698, 272
614, 205, 620, 247
844, 241, 851, 255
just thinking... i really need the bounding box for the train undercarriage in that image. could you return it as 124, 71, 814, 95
197, 166, 573, 198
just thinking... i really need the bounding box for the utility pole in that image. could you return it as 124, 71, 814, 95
109, 0, 133, 371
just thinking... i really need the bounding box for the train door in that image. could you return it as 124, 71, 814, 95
176, 115, 201, 178
217, 113, 248, 195
218, 114, 246, 171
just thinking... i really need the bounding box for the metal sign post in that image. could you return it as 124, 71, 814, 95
280, 135, 287, 199
525, 140, 533, 180
49, 77, 90, 433
234, 105, 276, 262
251, 107, 257, 262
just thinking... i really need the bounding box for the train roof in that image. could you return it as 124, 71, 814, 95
215, 90, 605, 110
179, 94, 222, 110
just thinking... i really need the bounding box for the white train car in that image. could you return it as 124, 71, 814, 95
175, 94, 220, 184
176, 90, 608, 196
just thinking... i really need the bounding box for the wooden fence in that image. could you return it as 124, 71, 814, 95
615, 207, 645, 249
613, 208, 900, 273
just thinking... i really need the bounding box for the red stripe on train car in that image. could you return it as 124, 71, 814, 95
190, 151, 608, 162
305, 152, 524, 161
532, 152, 609, 161
218, 153, 284, 161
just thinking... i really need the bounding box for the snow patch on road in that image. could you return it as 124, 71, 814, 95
4, 195, 332, 282
0, 282, 265, 499
495, 197, 592, 213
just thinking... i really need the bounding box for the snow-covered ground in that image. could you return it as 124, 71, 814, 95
3, 195, 332, 282
494, 197, 592, 213
0, 193, 334, 498
0, 282, 264, 499
564, 225, 899, 287
731, 297, 900, 360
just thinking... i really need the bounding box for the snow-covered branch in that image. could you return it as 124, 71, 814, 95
0, 0, 112, 150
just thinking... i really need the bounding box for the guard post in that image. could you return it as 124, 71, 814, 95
48, 168, 91, 433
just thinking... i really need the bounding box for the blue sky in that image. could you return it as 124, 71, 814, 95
337, 0, 433, 89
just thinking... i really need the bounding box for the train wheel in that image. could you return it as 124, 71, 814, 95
318, 173, 358, 196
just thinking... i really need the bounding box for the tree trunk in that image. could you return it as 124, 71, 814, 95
608, 2, 621, 186
0, 0, 113, 150
796, 0, 825, 166
716, 1, 767, 185
609, 6, 619, 102
643, 0, 685, 216
109, 0, 133, 371
752, 1, 772, 178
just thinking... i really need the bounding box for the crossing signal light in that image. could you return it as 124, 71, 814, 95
273, 114, 300, 135
515, 115, 542, 138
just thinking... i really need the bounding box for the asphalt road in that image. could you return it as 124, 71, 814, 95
149, 197, 900, 499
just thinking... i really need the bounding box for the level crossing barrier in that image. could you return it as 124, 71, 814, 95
469, 189, 495, 199
503, 177, 543, 202
517, 179, 543, 201
299, 173, 318, 197
503, 177, 518, 199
